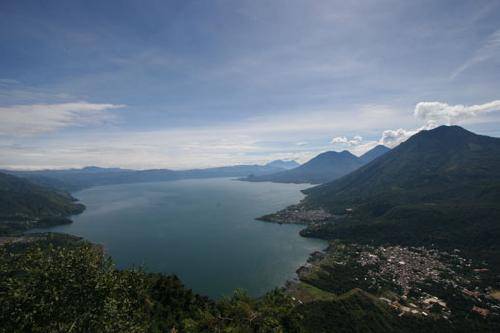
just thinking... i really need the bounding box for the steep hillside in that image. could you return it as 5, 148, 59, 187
0, 172, 84, 234
301, 126, 500, 268
304, 126, 500, 211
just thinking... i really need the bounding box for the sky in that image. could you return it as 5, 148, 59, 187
1, 0, 500, 170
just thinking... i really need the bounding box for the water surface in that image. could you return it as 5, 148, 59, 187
37, 178, 325, 298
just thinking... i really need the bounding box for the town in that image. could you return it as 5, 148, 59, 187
288, 241, 500, 322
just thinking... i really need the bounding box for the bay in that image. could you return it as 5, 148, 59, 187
36, 178, 325, 298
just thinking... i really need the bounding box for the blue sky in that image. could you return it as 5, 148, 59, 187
1, 0, 500, 169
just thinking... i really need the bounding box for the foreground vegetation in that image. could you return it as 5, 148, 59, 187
4, 234, 498, 332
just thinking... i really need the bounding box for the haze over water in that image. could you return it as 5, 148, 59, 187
37, 178, 325, 298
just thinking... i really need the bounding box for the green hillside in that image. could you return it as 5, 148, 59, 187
301, 126, 500, 268
0, 172, 85, 234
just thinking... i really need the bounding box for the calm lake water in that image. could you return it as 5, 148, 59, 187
37, 178, 326, 298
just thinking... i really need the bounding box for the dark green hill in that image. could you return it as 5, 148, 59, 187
301, 126, 500, 268
0, 172, 84, 234
304, 125, 500, 210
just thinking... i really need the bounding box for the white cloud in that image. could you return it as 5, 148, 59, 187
2, 100, 498, 170
379, 100, 500, 148
0, 103, 406, 169
378, 128, 419, 148
0, 102, 124, 136
331, 135, 363, 146
414, 100, 500, 125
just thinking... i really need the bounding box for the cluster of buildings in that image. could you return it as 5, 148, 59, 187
358, 245, 450, 294
356, 244, 499, 318
296, 242, 500, 320
258, 204, 332, 224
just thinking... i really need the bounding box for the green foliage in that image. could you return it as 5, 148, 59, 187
0, 242, 148, 332
185, 289, 302, 333
0, 238, 302, 333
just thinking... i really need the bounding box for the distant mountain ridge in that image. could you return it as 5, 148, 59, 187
243, 145, 390, 184
5, 160, 296, 192
265, 159, 300, 169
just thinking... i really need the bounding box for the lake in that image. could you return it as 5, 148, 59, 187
36, 178, 326, 298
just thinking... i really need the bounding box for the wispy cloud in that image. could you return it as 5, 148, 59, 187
0, 102, 125, 136
451, 29, 500, 79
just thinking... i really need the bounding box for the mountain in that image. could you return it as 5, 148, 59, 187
7, 163, 289, 192
301, 126, 500, 269
0, 172, 85, 234
80, 166, 129, 173
242, 145, 391, 184
244, 150, 364, 184
265, 159, 300, 170
359, 144, 391, 163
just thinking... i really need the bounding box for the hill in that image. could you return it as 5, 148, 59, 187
243, 145, 390, 184
0, 172, 84, 234
301, 126, 500, 268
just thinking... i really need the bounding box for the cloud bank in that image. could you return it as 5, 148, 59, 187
0, 102, 124, 136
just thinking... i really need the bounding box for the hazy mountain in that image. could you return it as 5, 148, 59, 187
7, 163, 289, 192
301, 125, 500, 269
242, 145, 391, 184
359, 145, 391, 163
265, 159, 300, 170
0, 172, 84, 234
